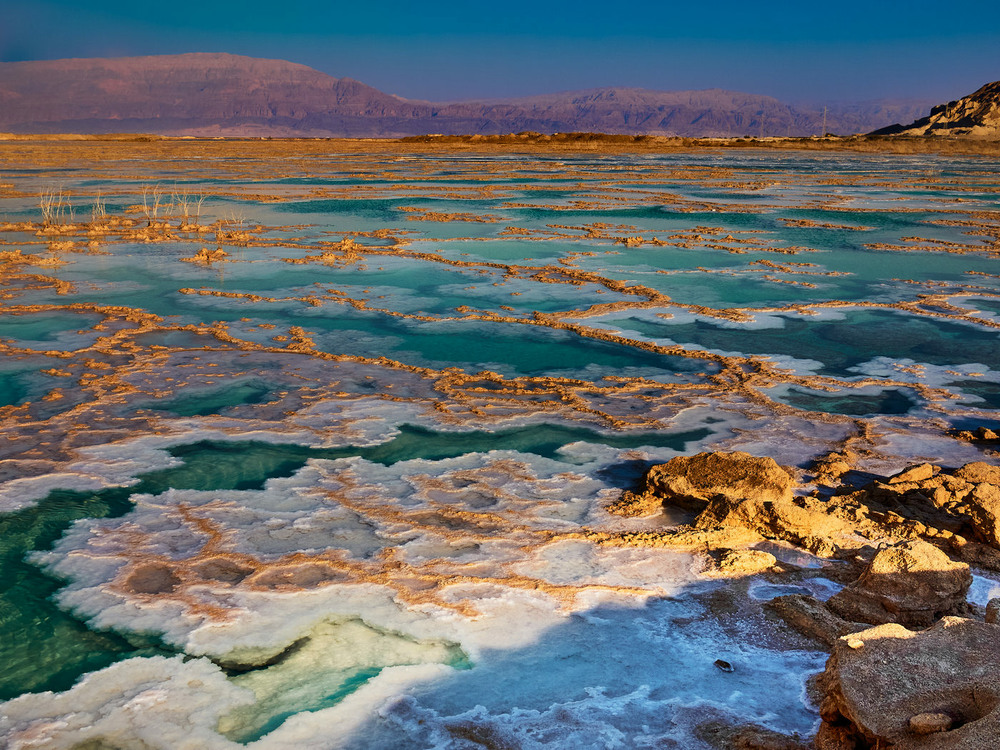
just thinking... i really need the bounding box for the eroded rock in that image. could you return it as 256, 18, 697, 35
909, 712, 953, 735
644, 451, 796, 510
695, 492, 850, 557
816, 617, 1000, 749
766, 594, 862, 648
961, 482, 1000, 548
889, 463, 939, 485
710, 548, 777, 576
826, 540, 971, 627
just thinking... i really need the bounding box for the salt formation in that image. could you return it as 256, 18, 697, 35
3, 141, 1000, 748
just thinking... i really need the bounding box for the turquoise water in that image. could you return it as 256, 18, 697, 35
0, 423, 706, 699
614, 310, 1000, 377
777, 387, 916, 416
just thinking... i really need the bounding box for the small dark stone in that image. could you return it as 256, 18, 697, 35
714, 659, 734, 673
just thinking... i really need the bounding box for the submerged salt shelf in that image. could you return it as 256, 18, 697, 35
1, 141, 1000, 748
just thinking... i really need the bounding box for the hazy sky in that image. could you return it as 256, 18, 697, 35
2, 0, 998, 103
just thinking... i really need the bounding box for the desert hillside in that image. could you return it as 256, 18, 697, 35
0, 53, 932, 137
872, 80, 1000, 138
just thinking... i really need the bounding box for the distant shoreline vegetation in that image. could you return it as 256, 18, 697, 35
1, 131, 998, 155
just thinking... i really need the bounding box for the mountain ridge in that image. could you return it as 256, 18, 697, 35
873, 80, 1000, 138
0, 53, 938, 138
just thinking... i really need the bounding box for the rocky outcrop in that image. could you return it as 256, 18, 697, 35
765, 594, 862, 648
872, 81, 1000, 139
826, 540, 971, 627
601, 451, 1000, 750
608, 450, 795, 518
850, 461, 1000, 557
816, 618, 1000, 749
612, 451, 858, 555
608, 454, 1000, 561
644, 451, 796, 509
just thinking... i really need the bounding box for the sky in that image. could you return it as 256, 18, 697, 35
2, 0, 998, 104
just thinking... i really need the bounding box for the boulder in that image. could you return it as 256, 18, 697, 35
961, 482, 1000, 548
643, 451, 795, 511
816, 617, 1000, 749
826, 540, 971, 627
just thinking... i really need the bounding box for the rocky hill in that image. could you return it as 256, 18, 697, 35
0, 53, 932, 138
0, 53, 431, 137
872, 80, 1000, 138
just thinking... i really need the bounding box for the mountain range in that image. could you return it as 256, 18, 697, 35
0, 53, 949, 138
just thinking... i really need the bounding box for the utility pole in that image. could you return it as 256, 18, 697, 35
822, 106, 827, 137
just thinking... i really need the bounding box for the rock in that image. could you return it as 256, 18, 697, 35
875, 80, 1000, 139
810, 451, 854, 483
889, 463, 939, 484
696, 719, 811, 750
766, 594, 861, 648
643, 451, 795, 512
951, 538, 1000, 571
695, 491, 850, 553
953, 461, 1000, 485
908, 712, 953, 735
961, 482, 1000, 548
814, 460, 851, 482
826, 540, 971, 627
604, 490, 664, 518
817, 617, 1000, 749
711, 548, 777, 576
986, 598, 1000, 624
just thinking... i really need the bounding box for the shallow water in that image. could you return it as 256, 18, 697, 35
1, 143, 999, 748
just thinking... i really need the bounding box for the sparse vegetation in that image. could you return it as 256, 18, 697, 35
39, 188, 73, 226
90, 191, 107, 223
140, 184, 163, 226
172, 189, 206, 230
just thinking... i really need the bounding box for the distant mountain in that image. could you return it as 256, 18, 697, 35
0, 53, 429, 136
873, 81, 1000, 138
0, 53, 936, 138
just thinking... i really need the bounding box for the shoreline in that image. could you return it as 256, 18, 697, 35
1, 131, 999, 156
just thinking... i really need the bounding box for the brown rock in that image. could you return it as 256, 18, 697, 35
711, 548, 777, 576
696, 719, 810, 750
643, 451, 795, 512
605, 490, 663, 518
695, 491, 851, 554
908, 712, 953, 735
986, 598, 1000, 624
814, 459, 851, 480
962, 482, 1000, 548
818, 617, 1000, 749
889, 463, 939, 484
826, 540, 971, 627
766, 594, 862, 648
952, 461, 1000, 486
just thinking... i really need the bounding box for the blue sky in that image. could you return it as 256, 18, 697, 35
2, 0, 998, 102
